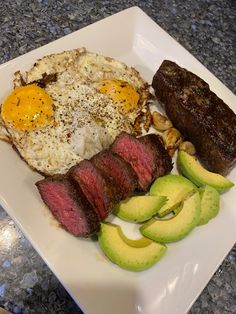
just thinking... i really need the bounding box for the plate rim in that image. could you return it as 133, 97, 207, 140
0, 6, 235, 314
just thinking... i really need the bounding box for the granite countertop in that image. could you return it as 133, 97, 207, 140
0, 1, 235, 313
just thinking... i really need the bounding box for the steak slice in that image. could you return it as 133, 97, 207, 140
138, 133, 173, 178
111, 132, 172, 190
36, 176, 100, 237
91, 150, 138, 199
152, 60, 236, 175
70, 160, 119, 220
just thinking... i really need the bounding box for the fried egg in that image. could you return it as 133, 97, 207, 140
0, 48, 151, 175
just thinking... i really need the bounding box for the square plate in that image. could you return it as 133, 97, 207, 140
0, 7, 235, 314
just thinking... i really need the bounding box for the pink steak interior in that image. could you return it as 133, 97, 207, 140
39, 181, 88, 236
72, 161, 108, 220
113, 136, 154, 189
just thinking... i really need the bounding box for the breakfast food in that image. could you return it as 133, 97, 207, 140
140, 191, 201, 243
0, 48, 151, 176
152, 60, 236, 175
98, 222, 167, 271
36, 132, 173, 236
198, 185, 220, 226
161, 127, 183, 157
2, 45, 235, 272
177, 151, 234, 191
91, 150, 138, 199
179, 141, 196, 156
106, 153, 233, 270
114, 195, 167, 222
139, 133, 174, 174
150, 174, 198, 217
0, 116, 10, 141
111, 132, 173, 190
70, 160, 118, 220
36, 175, 100, 237
152, 111, 172, 132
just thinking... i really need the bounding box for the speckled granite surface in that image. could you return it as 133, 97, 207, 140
0, 0, 235, 313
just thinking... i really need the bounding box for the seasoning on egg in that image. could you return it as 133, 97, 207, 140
0, 48, 151, 176
1, 84, 53, 131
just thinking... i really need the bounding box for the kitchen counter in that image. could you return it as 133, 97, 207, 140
0, 1, 235, 313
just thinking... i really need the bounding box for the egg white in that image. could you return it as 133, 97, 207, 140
2, 48, 151, 175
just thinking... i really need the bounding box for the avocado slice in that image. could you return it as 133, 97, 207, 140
98, 222, 167, 271
140, 192, 201, 243
114, 195, 167, 222
198, 185, 220, 225
150, 174, 198, 217
177, 151, 234, 191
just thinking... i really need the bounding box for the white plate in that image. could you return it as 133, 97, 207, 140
0, 7, 235, 314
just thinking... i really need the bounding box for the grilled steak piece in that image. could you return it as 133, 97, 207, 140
111, 132, 172, 190
138, 133, 173, 177
152, 60, 236, 175
70, 160, 119, 220
91, 150, 138, 199
36, 176, 100, 237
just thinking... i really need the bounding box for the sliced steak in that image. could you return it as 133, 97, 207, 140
36, 176, 100, 237
111, 132, 172, 190
70, 160, 118, 220
91, 149, 138, 199
138, 133, 173, 178
152, 60, 236, 175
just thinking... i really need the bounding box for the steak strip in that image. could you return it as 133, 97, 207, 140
70, 160, 119, 220
138, 133, 173, 178
111, 132, 172, 190
36, 175, 100, 237
91, 149, 138, 199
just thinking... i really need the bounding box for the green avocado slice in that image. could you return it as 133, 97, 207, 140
177, 151, 234, 191
114, 195, 167, 222
150, 174, 198, 217
198, 185, 220, 225
98, 222, 167, 271
140, 192, 201, 243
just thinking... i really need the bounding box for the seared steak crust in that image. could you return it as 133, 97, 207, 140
91, 150, 138, 199
112, 132, 172, 190
138, 133, 173, 178
36, 175, 100, 237
152, 60, 236, 175
36, 132, 173, 237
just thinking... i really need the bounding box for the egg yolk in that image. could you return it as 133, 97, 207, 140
99, 80, 140, 113
1, 84, 53, 131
